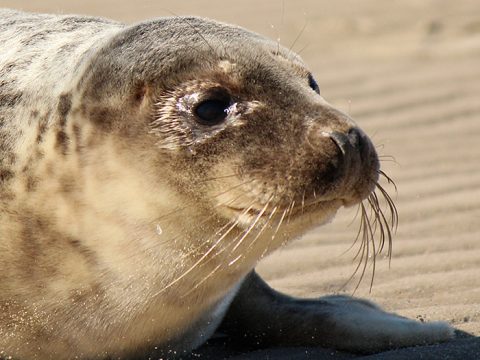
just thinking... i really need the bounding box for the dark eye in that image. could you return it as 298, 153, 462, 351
194, 99, 230, 126
308, 73, 320, 94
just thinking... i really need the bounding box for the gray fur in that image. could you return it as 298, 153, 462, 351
0, 9, 453, 359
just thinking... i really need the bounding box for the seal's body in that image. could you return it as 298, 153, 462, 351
0, 9, 453, 359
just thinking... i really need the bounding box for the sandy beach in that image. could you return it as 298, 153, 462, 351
2, 0, 480, 358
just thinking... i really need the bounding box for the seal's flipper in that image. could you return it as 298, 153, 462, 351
221, 271, 454, 353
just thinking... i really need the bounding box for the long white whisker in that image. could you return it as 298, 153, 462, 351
247, 203, 276, 251
286, 199, 295, 223
271, 207, 288, 242
258, 206, 279, 258
230, 200, 270, 253
118, 182, 254, 263
151, 215, 244, 297
180, 263, 223, 298
153, 179, 253, 222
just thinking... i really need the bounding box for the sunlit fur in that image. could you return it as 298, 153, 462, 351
0, 9, 452, 360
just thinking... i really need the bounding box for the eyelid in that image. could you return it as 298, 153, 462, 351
200, 87, 231, 103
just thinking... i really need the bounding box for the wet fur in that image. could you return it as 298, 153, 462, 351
0, 9, 453, 359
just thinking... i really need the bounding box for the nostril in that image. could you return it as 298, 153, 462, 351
328, 128, 368, 156
328, 131, 352, 155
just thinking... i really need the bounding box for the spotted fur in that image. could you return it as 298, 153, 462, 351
0, 9, 453, 359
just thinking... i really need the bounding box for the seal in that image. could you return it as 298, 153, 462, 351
0, 9, 453, 359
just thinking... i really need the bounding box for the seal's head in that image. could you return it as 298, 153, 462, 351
73, 17, 385, 280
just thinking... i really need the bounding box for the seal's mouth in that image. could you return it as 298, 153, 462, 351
222, 196, 344, 225
222, 204, 274, 224
223, 185, 374, 220
225, 205, 260, 216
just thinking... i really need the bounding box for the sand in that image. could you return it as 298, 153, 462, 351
2, 0, 479, 358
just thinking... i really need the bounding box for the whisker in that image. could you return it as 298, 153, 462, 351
363, 202, 377, 293
180, 263, 223, 298
351, 203, 372, 294
375, 199, 393, 260
193, 199, 257, 263
341, 205, 368, 292
230, 199, 271, 253
374, 183, 397, 264
231, 196, 276, 261
368, 193, 385, 253
152, 179, 253, 223
117, 180, 255, 264
248, 204, 277, 253
286, 199, 296, 223
376, 182, 399, 231
347, 203, 362, 227
175, 206, 259, 295
340, 204, 363, 257
258, 205, 279, 259
342, 169, 398, 293
178, 217, 239, 260
378, 155, 398, 164
151, 207, 249, 297
301, 190, 306, 214
257, 205, 288, 261
275, 0, 285, 55
271, 207, 288, 242
378, 170, 398, 195
196, 173, 240, 183
180, 197, 272, 297
369, 192, 387, 254
295, 42, 311, 57
288, 18, 308, 54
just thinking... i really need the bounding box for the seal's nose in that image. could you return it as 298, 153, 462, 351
329, 128, 369, 158
307, 125, 379, 203
326, 127, 378, 186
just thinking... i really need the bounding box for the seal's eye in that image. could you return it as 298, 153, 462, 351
308, 73, 320, 94
194, 99, 230, 126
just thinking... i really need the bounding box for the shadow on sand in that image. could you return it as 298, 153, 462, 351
182, 330, 480, 360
